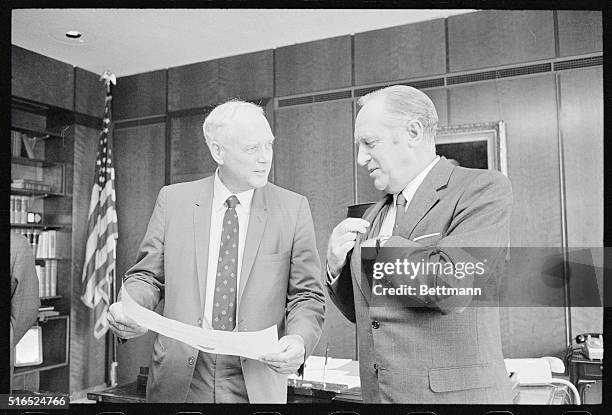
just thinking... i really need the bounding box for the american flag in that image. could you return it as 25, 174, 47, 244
81, 73, 118, 339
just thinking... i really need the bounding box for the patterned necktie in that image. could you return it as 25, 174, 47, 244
392, 193, 407, 236
212, 195, 239, 331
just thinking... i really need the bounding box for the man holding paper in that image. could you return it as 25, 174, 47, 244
326, 85, 513, 403
107, 100, 325, 403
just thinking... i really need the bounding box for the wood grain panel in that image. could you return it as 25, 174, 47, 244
275, 36, 352, 96
557, 11, 603, 57
558, 68, 603, 335
75, 68, 107, 118
70, 124, 106, 392
114, 70, 167, 120
170, 113, 217, 184
356, 88, 448, 204
275, 101, 355, 358
11, 46, 74, 110
354, 19, 446, 86
448, 11, 555, 72
113, 123, 166, 383
449, 75, 567, 358
218, 50, 273, 100
168, 60, 219, 111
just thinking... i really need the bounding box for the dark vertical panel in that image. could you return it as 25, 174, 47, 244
275, 36, 352, 96
557, 11, 603, 57
218, 50, 274, 101
168, 60, 219, 111
70, 124, 106, 391
354, 19, 446, 85
448, 11, 555, 72
114, 123, 167, 383
449, 74, 566, 358
75, 68, 106, 118
275, 101, 355, 358
170, 113, 217, 184
559, 68, 603, 336
114, 70, 167, 120
11, 46, 74, 110
355, 88, 447, 205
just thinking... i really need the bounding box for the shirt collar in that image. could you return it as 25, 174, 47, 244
393, 155, 441, 209
213, 168, 255, 213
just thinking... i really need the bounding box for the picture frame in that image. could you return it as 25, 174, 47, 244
435, 121, 508, 176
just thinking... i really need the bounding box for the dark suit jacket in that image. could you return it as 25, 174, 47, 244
122, 176, 325, 403
328, 157, 514, 403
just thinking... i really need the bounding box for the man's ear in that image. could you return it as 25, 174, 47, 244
210, 141, 224, 165
406, 119, 424, 142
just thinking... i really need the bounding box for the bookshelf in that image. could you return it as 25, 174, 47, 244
11, 99, 73, 394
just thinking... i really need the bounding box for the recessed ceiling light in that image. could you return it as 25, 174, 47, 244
49, 28, 94, 45
65, 30, 82, 39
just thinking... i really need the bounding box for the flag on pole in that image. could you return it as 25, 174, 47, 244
81, 71, 118, 339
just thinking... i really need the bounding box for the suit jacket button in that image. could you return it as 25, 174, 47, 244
373, 363, 378, 372
197, 318, 202, 325
188, 357, 195, 365
371, 320, 380, 329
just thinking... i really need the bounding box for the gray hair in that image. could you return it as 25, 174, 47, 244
357, 85, 439, 138
202, 99, 264, 147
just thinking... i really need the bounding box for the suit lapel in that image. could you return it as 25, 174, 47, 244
352, 197, 388, 302
238, 186, 268, 306
397, 156, 454, 238
194, 176, 214, 315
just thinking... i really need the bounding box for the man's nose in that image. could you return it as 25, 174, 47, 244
357, 144, 370, 166
257, 146, 272, 163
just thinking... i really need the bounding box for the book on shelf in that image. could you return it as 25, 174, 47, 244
11, 130, 22, 157
36, 258, 58, 298
36, 230, 57, 258
12, 179, 52, 192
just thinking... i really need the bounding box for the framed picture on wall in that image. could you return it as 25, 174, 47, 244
435, 121, 507, 176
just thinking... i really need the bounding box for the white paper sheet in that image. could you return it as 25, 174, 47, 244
121, 287, 280, 360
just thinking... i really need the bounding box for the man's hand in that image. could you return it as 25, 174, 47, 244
327, 218, 370, 276
107, 301, 148, 339
259, 334, 305, 374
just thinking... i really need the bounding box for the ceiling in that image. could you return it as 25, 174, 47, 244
12, 9, 474, 77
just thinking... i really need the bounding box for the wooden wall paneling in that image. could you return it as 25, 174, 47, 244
113, 123, 167, 384
354, 19, 446, 86
170, 113, 217, 184
449, 74, 566, 358
558, 67, 603, 335
447, 11, 555, 72
557, 11, 603, 57
75, 68, 107, 118
275, 36, 352, 96
11, 46, 74, 110
355, 88, 447, 204
218, 50, 273, 101
274, 101, 355, 358
168, 60, 219, 111
70, 124, 106, 392
114, 70, 167, 120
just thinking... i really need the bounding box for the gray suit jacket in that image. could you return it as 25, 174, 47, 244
122, 177, 325, 403
328, 157, 514, 403
10, 233, 40, 390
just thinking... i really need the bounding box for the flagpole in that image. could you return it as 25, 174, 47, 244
109, 269, 118, 387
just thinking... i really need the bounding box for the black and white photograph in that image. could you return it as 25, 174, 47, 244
7, 6, 604, 409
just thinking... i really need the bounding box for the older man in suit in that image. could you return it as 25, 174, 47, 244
107, 100, 325, 403
327, 85, 513, 403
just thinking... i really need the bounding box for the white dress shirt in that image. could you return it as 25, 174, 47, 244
203, 170, 254, 328
328, 155, 440, 283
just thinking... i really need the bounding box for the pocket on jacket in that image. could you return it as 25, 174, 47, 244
429, 364, 494, 393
